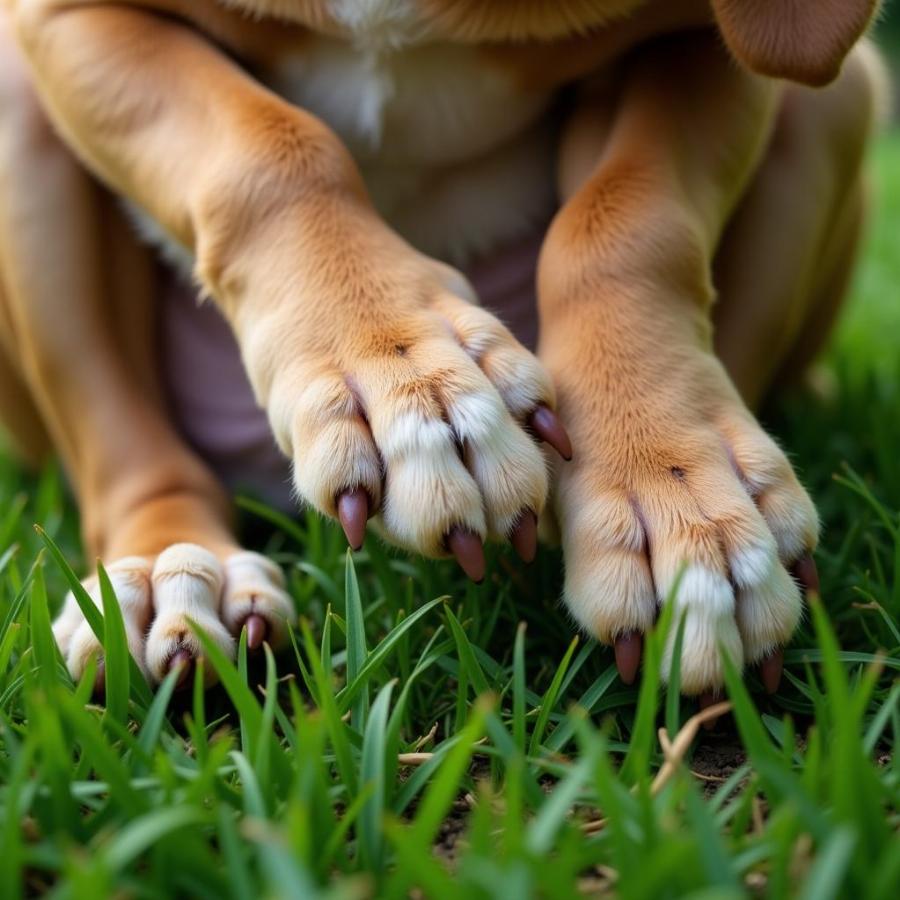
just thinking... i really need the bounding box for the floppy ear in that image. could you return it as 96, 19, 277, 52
711, 0, 880, 86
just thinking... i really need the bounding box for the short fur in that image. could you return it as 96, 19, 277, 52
0, 0, 884, 692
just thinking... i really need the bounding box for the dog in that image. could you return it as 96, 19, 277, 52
0, 0, 885, 695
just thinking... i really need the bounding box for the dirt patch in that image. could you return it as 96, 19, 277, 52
690, 731, 748, 796
420, 731, 752, 867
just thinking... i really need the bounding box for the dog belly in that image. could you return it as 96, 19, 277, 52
160, 232, 543, 508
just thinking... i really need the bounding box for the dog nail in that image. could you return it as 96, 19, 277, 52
446, 528, 486, 583
698, 691, 724, 730
94, 661, 106, 697
792, 553, 819, 596
614, 632, 642, 685
529, 406, 573, 460
760, 647, 784, 694
509, 510, 537, 563
337, 488, 369, 551
168, 649, 194, 690
244, 613, 268, 650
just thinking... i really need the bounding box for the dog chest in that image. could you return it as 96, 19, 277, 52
264, 35, 554, 166
260, 11, 559, 261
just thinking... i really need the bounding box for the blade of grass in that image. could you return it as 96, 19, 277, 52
345, 551, 369, 731
528, 636, 579, 757
512, 622, 527, 752
358, 679, 395, 869
97, 563, 129, 724
445, 606, 490, 697
336, 596, 446, 713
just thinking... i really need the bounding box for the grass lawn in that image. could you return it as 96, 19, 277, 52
0, 132, 898, 897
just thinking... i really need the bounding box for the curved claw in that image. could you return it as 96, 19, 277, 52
337, 488, 369, 551
698, 692, 724, 730
509, 510, 538, 564
760, 647, 784, 694
446, 529, 486, 583
244, 613, 268, 651
167, 649, 195, 690
94, 660, 106, 698
614, 632, 642, 685
528, 405, 573, 461
792, 553, 819, 597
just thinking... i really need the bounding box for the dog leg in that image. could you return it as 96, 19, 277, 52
538, 33, 860, 694
713, 43, 881, 405
12, 1, 564, 570
0, 286, 50, 466
0, 23, 291, 685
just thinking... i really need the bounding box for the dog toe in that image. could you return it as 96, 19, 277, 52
220, 550, 294, 649
144, 544, 233, 685
57, 558, 153, 684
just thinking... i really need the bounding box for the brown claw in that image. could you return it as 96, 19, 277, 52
509, 510, 538, 564
528, 405, 573, 461
792, 553, 819, 597
337, 488, 369, 551
446, 528, 486, 583
760, 647, 784, 694
167, 649, 195, 690
244, 613, 268, 651
614, 632, 642, 685
698, 692, 724, 730
94, 661, 106, 698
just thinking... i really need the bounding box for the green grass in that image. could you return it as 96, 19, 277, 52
1, 135, 899, 898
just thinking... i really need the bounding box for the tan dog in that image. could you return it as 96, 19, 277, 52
0, 1, 885, 694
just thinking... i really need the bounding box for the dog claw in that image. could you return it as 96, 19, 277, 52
167, 649, 194, 690
792, 553, 819, 596
244, 613, 268, 651
447, 529, 486, 583
94, 661, 106, 697
760, 647, 784, 694
529, 406, 573, 461
337, 488, 369, 551
614, 632, 642, 685
698, 691, 724, 730
509, 510, 538, 563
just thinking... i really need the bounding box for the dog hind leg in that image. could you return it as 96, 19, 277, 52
712, 42, 882, 407
0, 19, 292, 686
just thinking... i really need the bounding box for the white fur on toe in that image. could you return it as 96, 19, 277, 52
221, 551, 294, 645
144, 544, 233, 684
52, 543, 295, 687
56, 558, 153, 681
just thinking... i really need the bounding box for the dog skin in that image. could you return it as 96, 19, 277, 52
0, 0, 884, 693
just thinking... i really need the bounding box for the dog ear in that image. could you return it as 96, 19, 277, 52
711, 0, 879, 86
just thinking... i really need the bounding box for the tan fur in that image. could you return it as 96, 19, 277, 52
0, 1, 882, 690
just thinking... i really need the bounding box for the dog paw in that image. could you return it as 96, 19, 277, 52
245, 258, 568, 577
553, 372, 818, 695
52, 544, 293, 687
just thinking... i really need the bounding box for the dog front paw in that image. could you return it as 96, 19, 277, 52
241, 255, 568, 577
53, 545, 293, 688
552, 350, 818, 695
